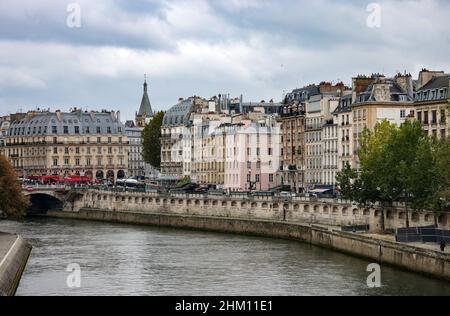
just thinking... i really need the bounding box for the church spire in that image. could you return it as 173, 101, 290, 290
136, 75, 153, 127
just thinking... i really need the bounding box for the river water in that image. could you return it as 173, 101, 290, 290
1, 217, 449, 296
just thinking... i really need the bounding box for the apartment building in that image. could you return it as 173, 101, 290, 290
5, 109, 128, 180
351, 74, 415, 167
413, 70, 449, 139
224, 115, 281, 192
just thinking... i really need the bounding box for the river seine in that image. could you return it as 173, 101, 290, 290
1, 217, 449, 296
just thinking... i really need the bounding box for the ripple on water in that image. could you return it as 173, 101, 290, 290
0, 217, 450, 296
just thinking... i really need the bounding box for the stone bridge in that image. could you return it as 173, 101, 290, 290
23, 186, 86, 215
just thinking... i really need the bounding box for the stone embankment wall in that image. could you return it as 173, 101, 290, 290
78, 190, 449, 232
0, 233, 32, 296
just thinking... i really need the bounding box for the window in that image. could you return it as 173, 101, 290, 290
107, 127, 112, 134
75, 147, 80, 154
65, 147, 69, 154
97, 127, 101, 134
53, 137, 57, 144
75, 159, 80, 166
432, 110, 437, 124
75, 126, 80, 134
255, 174, 260, 183
400, 110, 406, 119
108, 147, 112, 154
64, 159, 69, 165
269, 174, 274, 183
53, 159, 58, 166
63, 126, 69, 134
86, 127, 90, 134
52, 126, 57, 134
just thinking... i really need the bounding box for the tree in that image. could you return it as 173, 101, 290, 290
336, 120, 441, 230
0, 156, 30, 219
429, 137, 450, 222
142, 111, 165, 169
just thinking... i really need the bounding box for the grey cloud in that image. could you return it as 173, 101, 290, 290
0, 0, 449, 121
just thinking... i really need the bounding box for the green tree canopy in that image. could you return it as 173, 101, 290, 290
142, 111, 165, 169
337, 120, 448, 228
0, 156, 30, 219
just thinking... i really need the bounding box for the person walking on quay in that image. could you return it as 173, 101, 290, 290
440, 239, 447, 252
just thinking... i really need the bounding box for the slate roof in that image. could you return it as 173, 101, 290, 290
138, 81, 153, 118
356, 78, 412, 103
163, 99, 196, 127
8, 110, 125, 136
333, 94, 353, 114
417, 75, 449, 91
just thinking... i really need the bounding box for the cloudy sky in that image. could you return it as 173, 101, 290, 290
0, 0, 449, 121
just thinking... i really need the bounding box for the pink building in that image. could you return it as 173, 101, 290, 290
224, 116, 281, 192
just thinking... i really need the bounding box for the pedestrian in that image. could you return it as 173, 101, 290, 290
440, 239, 447, 252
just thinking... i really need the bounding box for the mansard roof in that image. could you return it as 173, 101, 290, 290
9, 110, 125, 136
417, 75, 449, 92
163, 99, 196, 127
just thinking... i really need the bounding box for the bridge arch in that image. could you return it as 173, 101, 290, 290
25, 193, 64, 215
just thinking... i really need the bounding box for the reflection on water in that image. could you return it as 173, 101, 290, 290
0, 217, 449, 296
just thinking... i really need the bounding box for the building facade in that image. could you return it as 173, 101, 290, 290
322, 115, 338, 186
5, 109, 128, 181
413, 71, 449, 139
160, 97, 206, 183
304, 85, 341, 189
279, 101, 305, 193
351, 74, 415, 168
224, 115, 281, 192
334, 93, 353, 171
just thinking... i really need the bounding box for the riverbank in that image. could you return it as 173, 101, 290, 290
0, 232, 32, 296
48, 208, 450, 282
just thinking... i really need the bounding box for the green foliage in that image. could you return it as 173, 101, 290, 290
0, 156, 30, 219
142, 111, 165, 168
176, 176, 191, 188
430, 138, 450, 213
337, 119, 449, 218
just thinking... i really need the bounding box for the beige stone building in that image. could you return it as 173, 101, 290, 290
413, 70, 449, 139
4, 109, 128, 181
191, 119, 227, 186
160, 97, 206, 184
351, 74, 415, 168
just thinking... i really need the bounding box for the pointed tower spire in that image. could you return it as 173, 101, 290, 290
136, 75, 153, 127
